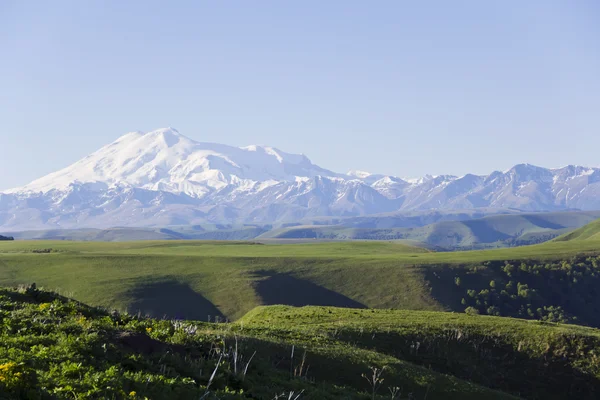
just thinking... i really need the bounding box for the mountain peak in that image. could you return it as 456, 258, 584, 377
4, 128, 600, 231
111, 128, 186, 147
139, 127, 189, 147
146, 127, 182, 136
7, 128, 338, 196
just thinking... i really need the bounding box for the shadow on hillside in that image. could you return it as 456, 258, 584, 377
127, 280, 224, 321
333, 323, 600, 399
252, 270, 365, 308
461, 220, 512, 243
522, 214, 565, 229
424, 265, 495, 312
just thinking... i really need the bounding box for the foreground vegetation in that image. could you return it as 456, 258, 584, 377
240, 305, 600, 399
2, 222, 600, 399
5, 285, 600, 399
1, 286, 518, 399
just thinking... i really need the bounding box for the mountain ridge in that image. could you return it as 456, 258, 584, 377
2, 128, 600, 230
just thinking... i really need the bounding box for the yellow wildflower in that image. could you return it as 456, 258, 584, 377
0, 362, 16, 371
0, 362, 21, 383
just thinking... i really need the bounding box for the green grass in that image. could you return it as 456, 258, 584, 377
0, 244, 438, 321
1, 239, 600, 323
238, 305, 600, 399
554, 218, 600, 242
1, 236, 599, 260
0, 286, 520, 399
3, 232, 600, 399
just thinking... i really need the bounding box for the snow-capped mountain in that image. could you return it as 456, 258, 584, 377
1, 128, 600, 230
8, 128, 340, 196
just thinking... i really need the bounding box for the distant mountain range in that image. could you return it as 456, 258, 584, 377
2, 128, 600, 230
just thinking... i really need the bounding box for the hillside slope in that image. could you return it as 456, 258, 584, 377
0, 286, 519, 399
7, 286, 600, 399
554, 218, 600, 242
240, 305, 600, 399
2, 240, 600, 327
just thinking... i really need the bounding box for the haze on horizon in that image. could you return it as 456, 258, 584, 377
1, 1, 599, 191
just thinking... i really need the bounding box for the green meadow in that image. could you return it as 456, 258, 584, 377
0, 237, 599, 321
2, 219, 600, 398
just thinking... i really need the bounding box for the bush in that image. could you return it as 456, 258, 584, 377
464, 307, 479, 315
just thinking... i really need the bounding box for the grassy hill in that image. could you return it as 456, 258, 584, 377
5, 285, 600, 399
260, 211, 600, 249
240, 305, 600, 399
1, 239, 600, 327
554, 218, 600, 242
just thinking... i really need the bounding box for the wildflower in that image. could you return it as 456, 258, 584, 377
145, 327, 152, 334
38, 303, 51, 311
0, 362, 22, 383
129, 391, 137, 397
0, 362, 17, 371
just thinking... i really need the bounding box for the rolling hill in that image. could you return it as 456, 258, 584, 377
2, 239, 600, 326
3, 238, 600, 398
4, 210, 599, 250
554, 217, 600, 242
259, 210, 600, 249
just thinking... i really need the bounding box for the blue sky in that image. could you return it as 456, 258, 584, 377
1, 1, 599, 190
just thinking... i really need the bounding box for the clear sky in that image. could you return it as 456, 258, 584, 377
1, 1, 599, 190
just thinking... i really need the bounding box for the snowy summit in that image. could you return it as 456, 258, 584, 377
9, 128, 338, 197
2, 128, 600, 230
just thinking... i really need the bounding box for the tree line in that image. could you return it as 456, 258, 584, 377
428, 255, 600, 328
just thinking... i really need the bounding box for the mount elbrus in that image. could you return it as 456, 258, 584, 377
2, 128, 600, 230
